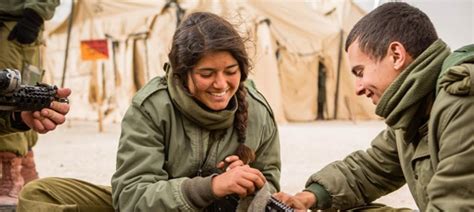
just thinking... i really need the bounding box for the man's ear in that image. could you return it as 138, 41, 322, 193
388, 41, 412, 71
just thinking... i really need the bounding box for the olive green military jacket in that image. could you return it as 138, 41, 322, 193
306, 41, 474, 211
112, 77, 281, 211
0, 0, 59, 21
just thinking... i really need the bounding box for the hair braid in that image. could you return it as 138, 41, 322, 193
233, 84, 255, 164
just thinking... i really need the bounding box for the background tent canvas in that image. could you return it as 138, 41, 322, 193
43, 0, 376, 128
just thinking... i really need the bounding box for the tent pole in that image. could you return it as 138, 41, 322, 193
61, 0, 75, 88
333, 29, 344, 119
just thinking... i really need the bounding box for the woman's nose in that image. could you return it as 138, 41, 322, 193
213, 73, 226, 89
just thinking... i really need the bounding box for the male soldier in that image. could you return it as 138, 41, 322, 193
0, 0, 71, 207
274, 2, 474, 211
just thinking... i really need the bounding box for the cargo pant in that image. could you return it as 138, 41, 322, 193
18, 178, 415, 212
0, 21, 42, 156
17, 177, 113, 212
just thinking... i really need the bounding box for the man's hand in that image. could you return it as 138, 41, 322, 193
273, 191, 316, 211
21, 88, 71, 133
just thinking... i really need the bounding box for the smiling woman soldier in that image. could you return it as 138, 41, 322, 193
17, 12, 281, 212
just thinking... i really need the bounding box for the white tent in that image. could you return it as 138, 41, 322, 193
43, 0, 376, 129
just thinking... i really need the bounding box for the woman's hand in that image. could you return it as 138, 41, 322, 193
211, 164, 266, 198
216, 155, 245, 171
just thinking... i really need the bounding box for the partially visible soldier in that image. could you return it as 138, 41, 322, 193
274, 2, 474, 211
0, 0, 69, 207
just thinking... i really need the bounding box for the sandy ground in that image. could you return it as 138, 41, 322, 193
34, 120, 417, 209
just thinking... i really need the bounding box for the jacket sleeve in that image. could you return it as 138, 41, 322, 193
237, 112, 281, 211
252, 113, 281, 193
305, 128, 406, 210
426, 89, 474, 210
25, 0, 60, 20
244, 82, 281, 194
0, 112, 29, 134
111, 101, 198, 211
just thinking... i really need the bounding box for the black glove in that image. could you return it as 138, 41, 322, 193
10, 112, 30, 131
8, 8, 44, 44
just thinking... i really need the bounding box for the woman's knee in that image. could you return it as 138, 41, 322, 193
20, 177, 64, 200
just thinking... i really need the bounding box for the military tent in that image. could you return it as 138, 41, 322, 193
43, 0, 376, 129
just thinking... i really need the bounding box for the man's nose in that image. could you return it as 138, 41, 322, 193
355, 80, 365, 96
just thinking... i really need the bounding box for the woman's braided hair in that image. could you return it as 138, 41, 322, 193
168, 12, 255, 164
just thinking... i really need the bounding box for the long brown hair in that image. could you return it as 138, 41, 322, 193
168, 12, 255, 164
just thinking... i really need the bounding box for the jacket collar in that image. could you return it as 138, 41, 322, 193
376, 39, 450, 129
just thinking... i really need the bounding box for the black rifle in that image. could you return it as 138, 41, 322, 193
0, 68, 66, 111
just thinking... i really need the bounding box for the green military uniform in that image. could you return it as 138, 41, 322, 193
0, 0, 59, 155
0, 112, 24, 135
18, 70, 281, 211
305, 40, 474, 211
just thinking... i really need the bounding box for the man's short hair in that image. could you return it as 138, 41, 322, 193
345, 2, 438, 60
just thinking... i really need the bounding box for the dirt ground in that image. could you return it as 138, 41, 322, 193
34, 119, 417, 209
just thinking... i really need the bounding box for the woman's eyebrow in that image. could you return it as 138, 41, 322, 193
196, 63, 238, 71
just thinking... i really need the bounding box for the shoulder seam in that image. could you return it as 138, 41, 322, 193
245, 84, 275, 118
133, 77, 168, 106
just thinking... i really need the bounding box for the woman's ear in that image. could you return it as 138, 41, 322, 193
388, 41, 412, 71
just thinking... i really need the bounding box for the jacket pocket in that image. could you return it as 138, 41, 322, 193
410, 134, 434, 208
